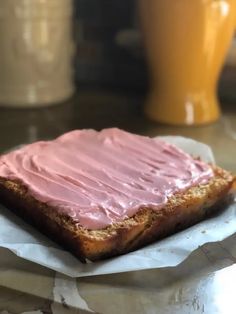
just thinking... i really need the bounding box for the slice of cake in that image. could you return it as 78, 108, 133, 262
0, 128, 234, 261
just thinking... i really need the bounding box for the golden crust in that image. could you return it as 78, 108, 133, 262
0, 166, 234, 262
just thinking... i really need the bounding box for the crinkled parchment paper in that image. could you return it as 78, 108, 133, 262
0, 136, 235, 277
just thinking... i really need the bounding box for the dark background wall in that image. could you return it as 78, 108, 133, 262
74, 0, 148, 90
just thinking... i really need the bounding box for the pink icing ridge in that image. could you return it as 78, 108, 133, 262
0, 128, 213, 229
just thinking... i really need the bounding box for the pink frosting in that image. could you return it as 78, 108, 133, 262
0, 128, 213, 229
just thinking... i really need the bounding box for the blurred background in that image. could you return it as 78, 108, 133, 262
0, 0, 236, 170
73, 0, 236, 99
74, 0, 148, 91
1, 0, 235, 106
74, 0, 144, 89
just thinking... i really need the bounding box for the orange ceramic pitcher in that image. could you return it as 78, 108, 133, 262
140, 0, 236, 125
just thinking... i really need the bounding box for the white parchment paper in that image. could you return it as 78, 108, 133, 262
0, 136, 235, 278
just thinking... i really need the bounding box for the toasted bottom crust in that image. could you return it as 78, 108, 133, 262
0, 166, 234, 262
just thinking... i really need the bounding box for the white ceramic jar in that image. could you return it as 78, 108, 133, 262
0, 0, 74, 107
